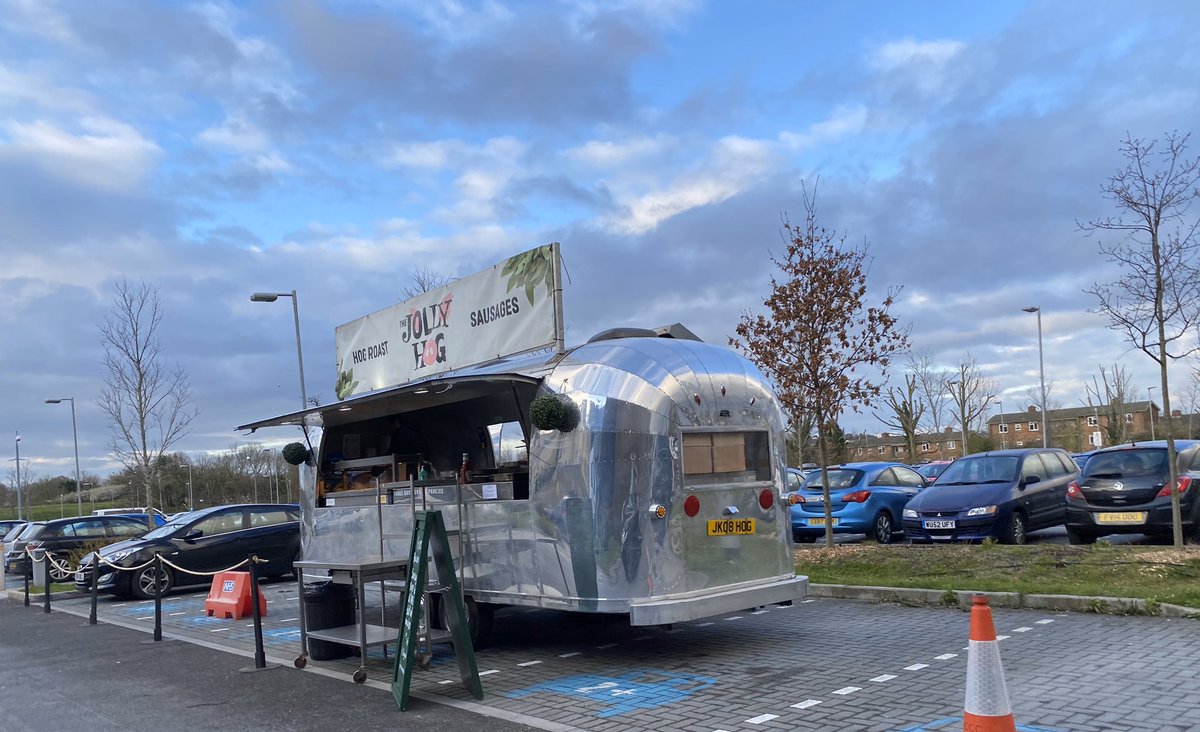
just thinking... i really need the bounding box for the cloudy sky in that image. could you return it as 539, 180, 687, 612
3, 0, 1198, 481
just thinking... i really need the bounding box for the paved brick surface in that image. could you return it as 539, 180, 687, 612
26, 580, 1200, 732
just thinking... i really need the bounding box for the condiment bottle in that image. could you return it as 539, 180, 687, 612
458, 452, 470, 484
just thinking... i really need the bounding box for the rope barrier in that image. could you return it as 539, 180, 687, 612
158, 555, 251, 576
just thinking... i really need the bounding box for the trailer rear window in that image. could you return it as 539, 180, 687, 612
682, 431, 771, 485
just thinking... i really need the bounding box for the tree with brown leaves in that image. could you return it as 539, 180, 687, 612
733, 191, 909, 546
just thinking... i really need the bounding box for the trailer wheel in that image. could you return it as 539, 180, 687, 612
438, 594, 494, 648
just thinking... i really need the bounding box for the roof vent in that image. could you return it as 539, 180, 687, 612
587, 327, 659, 343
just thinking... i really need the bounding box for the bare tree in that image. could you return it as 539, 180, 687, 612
733, 189, 909, 546
400, 266, 454, 299
875, 373, 925, 460
1081, 131, 1200, 545
1083, 364, 1134, 446
945, 354, 996, 456
909, 351, 949, 434
99, 279, 199, 509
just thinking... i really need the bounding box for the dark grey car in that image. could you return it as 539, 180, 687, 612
3, 515, 152, 581
1065, 440, 1200, 543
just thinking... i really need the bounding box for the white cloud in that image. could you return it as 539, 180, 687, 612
870, 37, 966, 95
780, 105, 869, 150
198, 113, 270, 153
565, 134, 675, 167
0, 116, 161, 192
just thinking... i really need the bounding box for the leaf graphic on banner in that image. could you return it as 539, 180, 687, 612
503, 244, 554, 306
335, 369, 358, 400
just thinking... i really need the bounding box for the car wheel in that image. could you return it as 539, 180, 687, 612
871, 512, 895, 544
1066, 528, 1096, 545
48, 553, 74, 583
1003, 512, 1027, 545
131, 563, 173, 600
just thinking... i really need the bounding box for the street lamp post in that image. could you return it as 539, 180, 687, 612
45, 398, 83, 514
250, 290, 308, 410
261, 449, 278, 503
13, 432, 22, 520
1148, 386, 1157, 440
1022, 307, 1049, 447
999, 398, 1006, 449
182, 461, 194, 511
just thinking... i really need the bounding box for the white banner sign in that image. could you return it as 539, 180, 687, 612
334, 244, 559, 398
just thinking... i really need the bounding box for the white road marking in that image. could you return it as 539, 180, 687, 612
996, 635, 1011, 641
831, 686, 861, 695
517, 661, 542, 667
210, 627, 230, 633
790, 699, 822, 709
1035, 619, 1055, 624
934, 653, 958, 660
870, 674, 897, 682
558, 652, 581, 658
751, 610, 768, 615
438, 679, 455, 685
725, 616, 743, 621
597, 643, 617, 649
281, 617, 298, 622
1012, 627, 1033, 633
746, 714, 779, 724
801, 599, 815, 603
478, 670, 500, 676
169, 612, 186, 616
904, 663, 929, 671
696, 622, 715, 627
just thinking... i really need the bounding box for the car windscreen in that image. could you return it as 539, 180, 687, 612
801, 469, 864, 490
917, 463, 947, 478
1082, 449, 1168, 478
141, 514, 197, 540
2, 524, 26, 542
935, 456, 1019, 485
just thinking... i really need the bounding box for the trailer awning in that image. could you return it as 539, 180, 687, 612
237, 348, 558, 433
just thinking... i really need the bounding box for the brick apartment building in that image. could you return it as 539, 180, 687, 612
986, 400, 1161, 452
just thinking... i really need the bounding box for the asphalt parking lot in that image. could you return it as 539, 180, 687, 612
6, 574, 1199, 731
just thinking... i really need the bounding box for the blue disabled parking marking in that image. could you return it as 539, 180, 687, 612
506, 670, 716, 718
264, 627, 302, 641
895, 717, 1062, 731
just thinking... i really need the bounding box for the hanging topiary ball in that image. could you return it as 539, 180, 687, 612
530, 394, 567, 431
282, 441, 311, 465
559, 399, 581, 433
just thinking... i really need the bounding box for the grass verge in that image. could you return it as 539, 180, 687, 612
796, 542, 1200, 609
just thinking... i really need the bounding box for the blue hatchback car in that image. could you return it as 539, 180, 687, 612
787, 462, 928, 544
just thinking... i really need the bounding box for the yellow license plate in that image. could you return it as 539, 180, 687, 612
707, 518, 756, 536
807, 517, 839, 527
1095, 512, 1147, 524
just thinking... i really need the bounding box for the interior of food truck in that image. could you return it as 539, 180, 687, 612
312, 376, 540, 508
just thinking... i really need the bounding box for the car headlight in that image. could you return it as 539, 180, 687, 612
903, 508, 918, 519
105, 549, 139, 563
965, 505, 998, 517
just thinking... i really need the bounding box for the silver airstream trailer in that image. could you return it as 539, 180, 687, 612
241, 329, 806, 640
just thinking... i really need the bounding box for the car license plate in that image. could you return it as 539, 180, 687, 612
923, 519, 956, 529
1096, 511, 1147, 524
75, 570, 85, 582
707, 518, 756, 536
807, 517, 838, 527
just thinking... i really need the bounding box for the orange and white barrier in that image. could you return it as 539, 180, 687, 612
963, 594, 1016, 732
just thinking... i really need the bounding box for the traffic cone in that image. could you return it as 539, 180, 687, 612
962, 594, 1016, 732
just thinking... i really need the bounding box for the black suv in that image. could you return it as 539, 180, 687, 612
3, 515, 152, 581
1065, 440, 1200, 544
75, 503, 300, 599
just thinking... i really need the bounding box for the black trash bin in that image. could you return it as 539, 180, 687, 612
303, 581, 356, 660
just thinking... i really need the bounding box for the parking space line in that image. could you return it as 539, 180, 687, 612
751, 610, 768, 615
934, 653, 957, 660
746, 713, 779, 724
903, 663, 929, 671
281, 617, 298, 622
479, 670, 500, 676
996, 635, 1011, 641
696, 622, 714, 627
438, 679, 455, 685
557, 652, 581, 658
517, 661, 542, 667
790, 699, 822, 709
169, 612, 186, 616
1012, 627, 1033, 632
596, 643, 617, 650
724, 616, 743, 621
1035, 619, 1054, 624
137, 616, 153, 621
831, 686, 861, 695
870, 674, 897, 682
210, 627, 229, 632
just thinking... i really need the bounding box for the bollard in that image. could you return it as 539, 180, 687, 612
23, 563, 30, 607
42, 554, 51, 614
249, 556, 267, 669
152, 554, 163, 642
89, 555, 100, 626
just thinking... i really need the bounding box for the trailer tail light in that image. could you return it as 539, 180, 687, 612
1066, 481, 1084, 500
1157, 475, 1192, 498
841, 490, 871, 503
684, 495, 700, 517
759, 489, 774, 510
